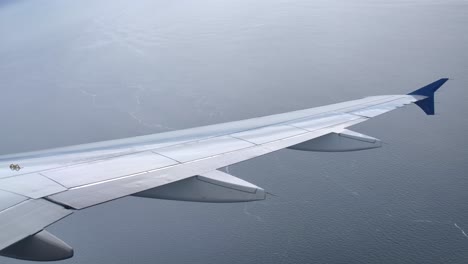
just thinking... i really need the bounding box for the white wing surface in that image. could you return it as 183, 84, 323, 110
0, 79, 448, 261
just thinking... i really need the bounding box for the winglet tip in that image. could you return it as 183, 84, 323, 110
409, 78, 449, 115
408, 78, 449, 97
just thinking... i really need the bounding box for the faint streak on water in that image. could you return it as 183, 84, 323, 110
454, 223, 468, 239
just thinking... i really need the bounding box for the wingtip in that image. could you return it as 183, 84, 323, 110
408, 78, 449, 97
409, 78, 449, 115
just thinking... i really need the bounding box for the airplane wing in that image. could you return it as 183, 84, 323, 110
0, 79, 448, 261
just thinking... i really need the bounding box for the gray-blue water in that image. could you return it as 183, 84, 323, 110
1, 0, 467, 263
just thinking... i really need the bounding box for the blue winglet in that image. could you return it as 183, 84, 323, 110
408, 78, 449, 115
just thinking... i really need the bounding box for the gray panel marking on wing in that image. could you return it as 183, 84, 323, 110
0, 190, 27, 212
230, 125, 308, 145
155, 136, 255, 163
350, 97, 417, 118
0, 173, 67, 199
288, 113, 362, 132
0, 199, 72, 250
42, 151, 179, 188
0, 149, 137, 180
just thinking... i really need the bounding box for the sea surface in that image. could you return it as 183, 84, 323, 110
1, 0, 467, 263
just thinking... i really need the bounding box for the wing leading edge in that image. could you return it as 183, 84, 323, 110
0, 79, 448, 261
